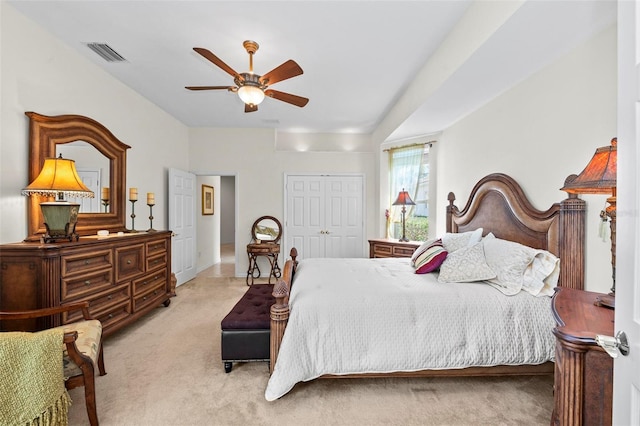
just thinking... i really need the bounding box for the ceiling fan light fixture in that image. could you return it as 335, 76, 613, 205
238, 84, 265, 106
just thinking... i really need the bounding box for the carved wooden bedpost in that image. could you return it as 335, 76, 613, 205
446, 192, 457, 233
270, 247, 298, 374
559, 174, 586, 290
270, 279, 289, 374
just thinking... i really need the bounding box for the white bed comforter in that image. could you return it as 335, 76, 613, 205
265, 257, 556, 401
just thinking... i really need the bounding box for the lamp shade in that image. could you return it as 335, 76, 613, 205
561, 138, 617, 194
22, 154, 94, 198
238, 84, 265, 106
392, 189, 416, 206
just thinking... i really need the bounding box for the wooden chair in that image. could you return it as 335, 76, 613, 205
0, 301, 106, 426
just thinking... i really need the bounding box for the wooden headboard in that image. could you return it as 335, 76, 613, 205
446, 173, 585, 290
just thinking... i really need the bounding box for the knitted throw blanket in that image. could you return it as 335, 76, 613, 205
0, 328, 71, 426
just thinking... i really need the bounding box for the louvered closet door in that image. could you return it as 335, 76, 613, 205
285, 174, 364, 259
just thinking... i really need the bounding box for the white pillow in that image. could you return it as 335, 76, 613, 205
441, 228, 483, 253
523, 252, 560, 296
482, 234, 559, 296
438, 241, 495, 283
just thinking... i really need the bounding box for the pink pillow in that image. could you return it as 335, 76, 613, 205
414, 239, 448, 274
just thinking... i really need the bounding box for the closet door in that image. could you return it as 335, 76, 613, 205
285, 174, 364, 259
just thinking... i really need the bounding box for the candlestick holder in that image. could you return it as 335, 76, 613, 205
129, 199, 138, 232
147, 203, 156, 232
102, 198, 110, 213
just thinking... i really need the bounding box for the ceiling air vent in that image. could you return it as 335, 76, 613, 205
86, 43, 127, 62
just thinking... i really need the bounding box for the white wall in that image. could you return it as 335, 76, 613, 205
220, 176, 235, 244
0, 3, 190, 244
196, 175, 220, 272
1, 2, 617, 293
434, 25, 617, 293
189, 127, 376, 276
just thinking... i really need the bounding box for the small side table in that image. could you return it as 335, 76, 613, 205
368, 238, 421, 258
551, 287, 614, 426
246, 242, 281, 285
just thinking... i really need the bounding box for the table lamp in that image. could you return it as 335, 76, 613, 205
392, 189, 416, 242
561, 138, 617, 308
22, 154, 95, 242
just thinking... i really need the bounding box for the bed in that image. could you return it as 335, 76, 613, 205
266, 173, 586, 401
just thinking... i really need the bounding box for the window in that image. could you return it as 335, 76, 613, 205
388, 144, 429, 241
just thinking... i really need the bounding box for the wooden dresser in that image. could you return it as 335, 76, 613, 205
0, 231, 174, 337
368, 238, 421, 258
551, 287, 614, 426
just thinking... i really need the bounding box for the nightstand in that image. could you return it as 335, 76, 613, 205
551, 286, 614, 426
368, 238, 421, 258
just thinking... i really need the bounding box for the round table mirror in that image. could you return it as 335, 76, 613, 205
251, 216, 282, 243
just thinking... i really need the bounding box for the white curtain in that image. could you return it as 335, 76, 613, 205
388, 145, 425, 238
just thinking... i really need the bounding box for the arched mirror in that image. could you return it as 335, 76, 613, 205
251, 216, 282, 243
25, 112, 130, 241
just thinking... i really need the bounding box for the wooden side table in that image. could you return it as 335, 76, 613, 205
551, 287, 614, 426
246, 242, 281, 285
368, 238, 421, 258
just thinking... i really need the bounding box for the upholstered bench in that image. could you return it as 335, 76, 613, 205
221, 284, 274, 373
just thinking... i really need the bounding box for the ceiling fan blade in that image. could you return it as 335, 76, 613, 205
193, 47, 242, 81
245, 103, 258, 113
265, 89, 309, 107
185, 86, 234, 91
260, 60, 303, 86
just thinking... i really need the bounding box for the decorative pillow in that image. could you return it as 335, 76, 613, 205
441, 228, 483, 253
410, 238, 438, 266
523, 251, 560, 297
437, 241, 495, 283
482, 234, 559, 296
414, 240, 448, 274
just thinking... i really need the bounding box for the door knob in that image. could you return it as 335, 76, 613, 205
595, 331, 630, 358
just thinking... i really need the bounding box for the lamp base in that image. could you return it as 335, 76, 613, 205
398, 238, 410, 242
40, 201, 80, 243
594, 294, 615, 310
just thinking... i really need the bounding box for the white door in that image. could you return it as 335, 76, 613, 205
286, 175, 325, 258
285, 174, 364, 259
168, 168, 197, 286
75, 169, 101, 213
324, 176, 364, 258
613, 2, 640, 424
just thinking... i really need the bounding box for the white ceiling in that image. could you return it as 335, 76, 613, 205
8, 1, 616, 141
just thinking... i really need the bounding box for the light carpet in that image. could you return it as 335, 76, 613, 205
67, 274, 554, 425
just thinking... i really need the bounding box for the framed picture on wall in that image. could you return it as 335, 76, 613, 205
202, 184, 214, 215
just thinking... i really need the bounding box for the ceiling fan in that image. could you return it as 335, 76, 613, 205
186, 40, 309, 113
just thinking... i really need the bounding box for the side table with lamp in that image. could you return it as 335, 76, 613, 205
550, 137, 618, 425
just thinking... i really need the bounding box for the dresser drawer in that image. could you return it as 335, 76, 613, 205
133, 282, 166, 312
369, 239, 420, 258
61, 249, 113, 277
61, 269, 114, 301
63, 284, 131, 323
146, 252, 167, 271
147, 239, 168, 256
393, 246, 417, 257
93, 301, 132, 331
371, 243, 393, 257
133, 269, 167, 295
116, 244, 145, 282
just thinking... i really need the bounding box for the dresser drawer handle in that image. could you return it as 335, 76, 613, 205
84, 280, 91, 285
108, 313, 113, 319
108, 295, 112, 300
143, 296, 147, 301
127, 260, 132, 264
84, 260, 90, 265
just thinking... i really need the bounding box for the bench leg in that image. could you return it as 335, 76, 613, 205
224, 362, 233, 373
